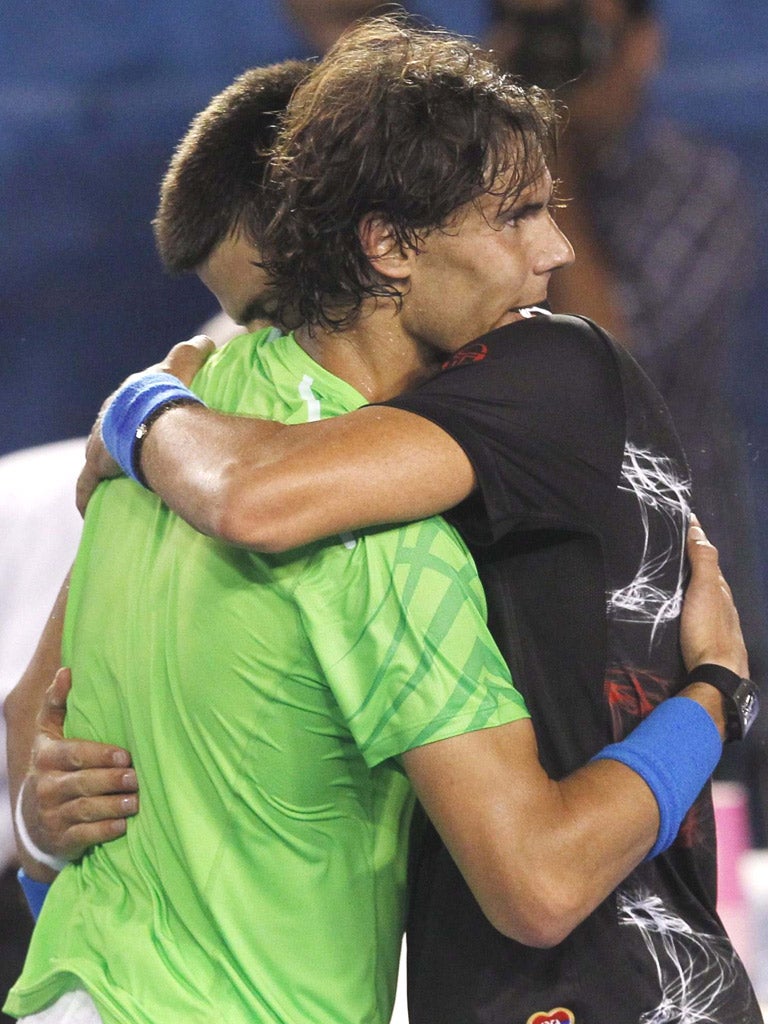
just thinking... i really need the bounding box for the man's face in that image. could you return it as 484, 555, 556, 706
489, 0, 659, 142
196, 232, 274, 330
561, 0, 660, 141
402, 168, 574, 354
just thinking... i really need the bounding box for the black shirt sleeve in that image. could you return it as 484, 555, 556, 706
384, 314, 627, 546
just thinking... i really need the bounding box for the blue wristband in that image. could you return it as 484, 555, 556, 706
17, 868, 51, 921
101, 373, 204, 485
591, 696, 722, 860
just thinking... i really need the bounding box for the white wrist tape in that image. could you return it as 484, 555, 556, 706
14, 778, 68, 873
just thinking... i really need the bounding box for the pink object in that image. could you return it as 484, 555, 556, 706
713, 780, 752, 903
713, 780, 753, 969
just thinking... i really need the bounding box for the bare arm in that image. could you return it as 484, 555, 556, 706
75, 336, 475, 551
402, 718, 656, 946
80, 399, 475, 554
5, 574, 72, 881
141, 402, 474, 552
4, 573, 138, 879
402, 521, 740, 947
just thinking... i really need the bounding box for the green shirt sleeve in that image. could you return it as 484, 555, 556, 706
297, 517, 529, 767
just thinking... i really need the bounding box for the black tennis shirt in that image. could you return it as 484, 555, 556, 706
386, 314, 759, 1023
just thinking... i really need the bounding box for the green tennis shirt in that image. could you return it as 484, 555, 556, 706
7, 330, 528, 1024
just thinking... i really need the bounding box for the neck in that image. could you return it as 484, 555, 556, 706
293, 305, 441, 402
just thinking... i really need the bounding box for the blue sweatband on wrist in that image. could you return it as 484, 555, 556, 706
17, 868, 51, 921
591, 696, 722, 860
101, 373, 204, 485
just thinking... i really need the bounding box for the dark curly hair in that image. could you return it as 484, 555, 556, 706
259, 15, 560, 332
153, 59, 312, 274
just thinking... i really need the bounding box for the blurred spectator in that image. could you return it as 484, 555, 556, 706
488, 0, 768, 844
656, 0, 768, 685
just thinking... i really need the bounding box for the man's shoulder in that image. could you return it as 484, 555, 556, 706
443, 313, 611, 367
197, 325, 283, 373
297, 514, 483, 613
196, 328, 366, 422
427, 315, 620, 401
192, 328, 297, 415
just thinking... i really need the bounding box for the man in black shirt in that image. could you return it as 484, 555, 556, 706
390, 312, 751, 1021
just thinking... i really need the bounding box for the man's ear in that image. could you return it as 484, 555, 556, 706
358, 213, 412, 282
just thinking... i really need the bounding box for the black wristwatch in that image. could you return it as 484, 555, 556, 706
686, 663, 761, 742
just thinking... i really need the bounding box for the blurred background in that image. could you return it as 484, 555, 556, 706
2, 1, 768, 1017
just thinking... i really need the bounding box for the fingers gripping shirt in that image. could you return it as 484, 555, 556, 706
6, 330, 527, 1024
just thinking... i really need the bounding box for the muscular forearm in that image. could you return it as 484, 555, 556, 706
140, 407, 286, 545
140, 402, 475, 551
405, 691, 722, 948
403, 528, 738, 951
404, 725, 658, 947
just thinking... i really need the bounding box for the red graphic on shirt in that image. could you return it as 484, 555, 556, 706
526, 1008, 575, 1024
605, 666, 664, 731
441, 341, 488, 371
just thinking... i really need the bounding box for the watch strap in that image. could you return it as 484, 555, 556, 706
686, 663, 759, 742
686, 663, 742, 697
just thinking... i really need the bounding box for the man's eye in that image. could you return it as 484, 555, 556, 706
506, 204, 539, 226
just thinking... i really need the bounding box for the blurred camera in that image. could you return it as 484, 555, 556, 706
491, 0, 614, 90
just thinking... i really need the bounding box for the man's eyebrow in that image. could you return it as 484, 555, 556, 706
499, 197, 546, 221
499, 182, 554, 218
512, 199, 546, 215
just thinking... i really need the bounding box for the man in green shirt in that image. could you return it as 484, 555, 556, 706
8, 322, 527, 1024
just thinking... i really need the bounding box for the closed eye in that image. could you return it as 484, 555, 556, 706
505, 201, 545, 227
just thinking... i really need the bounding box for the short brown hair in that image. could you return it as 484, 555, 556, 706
153, 60, 312, 273
261, 15, 559, 330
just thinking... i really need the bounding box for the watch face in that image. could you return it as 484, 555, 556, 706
735, 681, 761, 737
